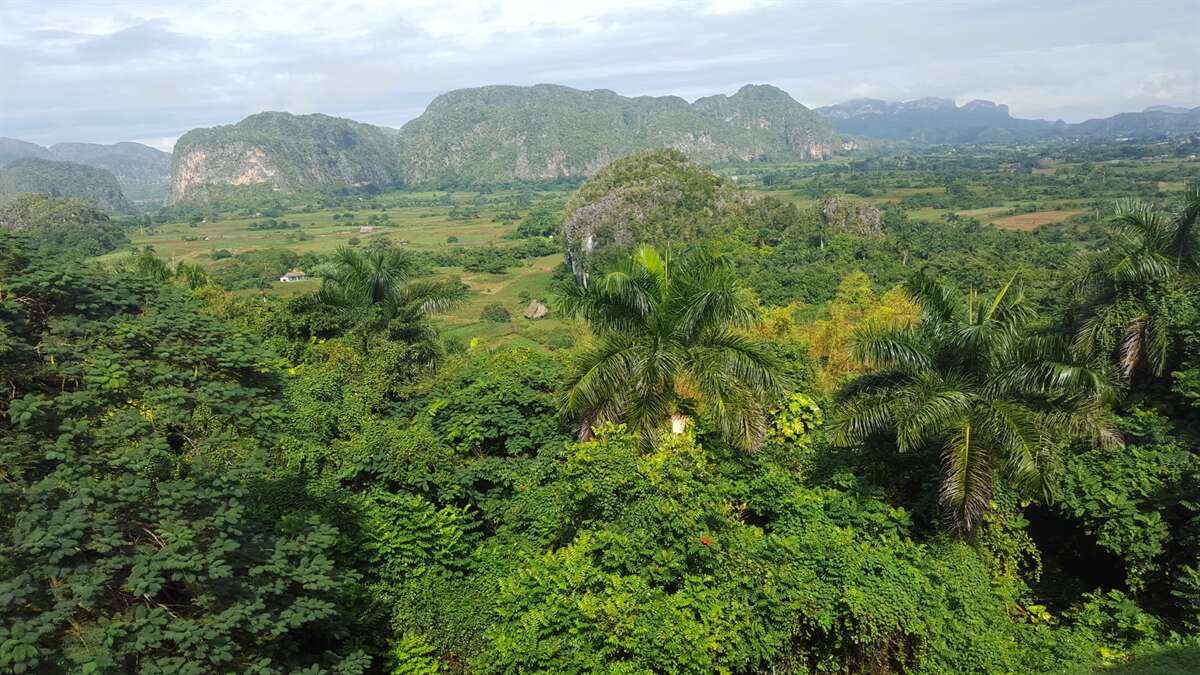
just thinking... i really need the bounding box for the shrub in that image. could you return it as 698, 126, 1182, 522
480, 303, 511, 323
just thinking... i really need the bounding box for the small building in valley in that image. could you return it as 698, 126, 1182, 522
279, 269, 307, 283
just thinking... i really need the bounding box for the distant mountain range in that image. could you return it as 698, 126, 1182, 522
170, 83, 842, 201
170, 112, 405, 203
0, 138, 170, 205
3, 83, 1197, 208
814, 98, 1200, 144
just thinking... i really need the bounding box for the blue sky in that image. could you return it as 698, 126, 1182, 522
2, 0, 1197, 150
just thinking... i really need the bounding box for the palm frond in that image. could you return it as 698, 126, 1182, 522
1119, 315, 1147, 381
691, 328, 784, 396
939, 421, 993, 536
976, 399, 1041, 493
633, 244, 669, 298
1112, 199, 1170, 249
851, 323, 932, 371
829, 391, 902, 446
392, 278, 468, 317
904, 269, 958, 323
1170, 182, 1200, 269
561, 334, 641, 420
894, 382, 971, 453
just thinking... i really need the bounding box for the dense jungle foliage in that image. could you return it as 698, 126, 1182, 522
1, 143, 1199, 673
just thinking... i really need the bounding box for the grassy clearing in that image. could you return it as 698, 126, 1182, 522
992, 210, 1087, 230
113, 211, 519, 265
99, 191, 581, 349
437, 253, 575, 350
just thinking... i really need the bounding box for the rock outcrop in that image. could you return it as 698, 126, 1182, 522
561, 149, 751, 283
523, 300, 549, 320
169, 112, 403, 202
821, 196, 883, 236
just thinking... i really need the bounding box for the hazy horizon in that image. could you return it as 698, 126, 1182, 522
3, 0, 1198, 151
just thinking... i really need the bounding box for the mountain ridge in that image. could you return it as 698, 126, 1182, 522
395, 82, 841, 185
170, 111, 404, 202
815, 97, 1199, 143
172, 83, 842, 200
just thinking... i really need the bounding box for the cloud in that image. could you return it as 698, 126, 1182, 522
0, 0, 1196, 146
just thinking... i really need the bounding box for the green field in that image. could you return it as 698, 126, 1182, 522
106, 190, 577, 348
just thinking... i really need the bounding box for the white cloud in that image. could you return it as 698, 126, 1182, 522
1, 0, 1196, 146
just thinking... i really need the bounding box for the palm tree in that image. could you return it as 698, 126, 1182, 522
559, 244, 783, 450
832, 270, 1119, 535
317, 246, 467, 359
175, 262, 211, 290
1071, 185, 1200, 381
121, 250, 173, 283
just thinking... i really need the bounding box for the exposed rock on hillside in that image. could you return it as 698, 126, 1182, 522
821, 196, 883, 236
523, 300, 549, 320
561, 149, 751, 282
399, 84, 839, 186
170, 112, 403, 202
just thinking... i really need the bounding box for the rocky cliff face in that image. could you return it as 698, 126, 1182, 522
169, 112, 403, 202
821, 195, 883, 236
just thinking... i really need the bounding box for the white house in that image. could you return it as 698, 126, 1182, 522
279, 269, 307, 283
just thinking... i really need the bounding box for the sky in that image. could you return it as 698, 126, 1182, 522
2, 0, 1197, 151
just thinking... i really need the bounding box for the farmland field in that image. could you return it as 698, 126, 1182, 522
102, 190, 578, 348
992, 209, 1088, 230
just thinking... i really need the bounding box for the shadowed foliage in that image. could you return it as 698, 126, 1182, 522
1071, 184, 1200, 381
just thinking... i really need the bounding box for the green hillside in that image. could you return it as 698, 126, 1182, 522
398, 83, 840, 185
0, 157, 132, 213
170, 112, 404, 202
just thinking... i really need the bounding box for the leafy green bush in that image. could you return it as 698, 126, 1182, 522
0, 233, 364, 673
479, 303, 510, 322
